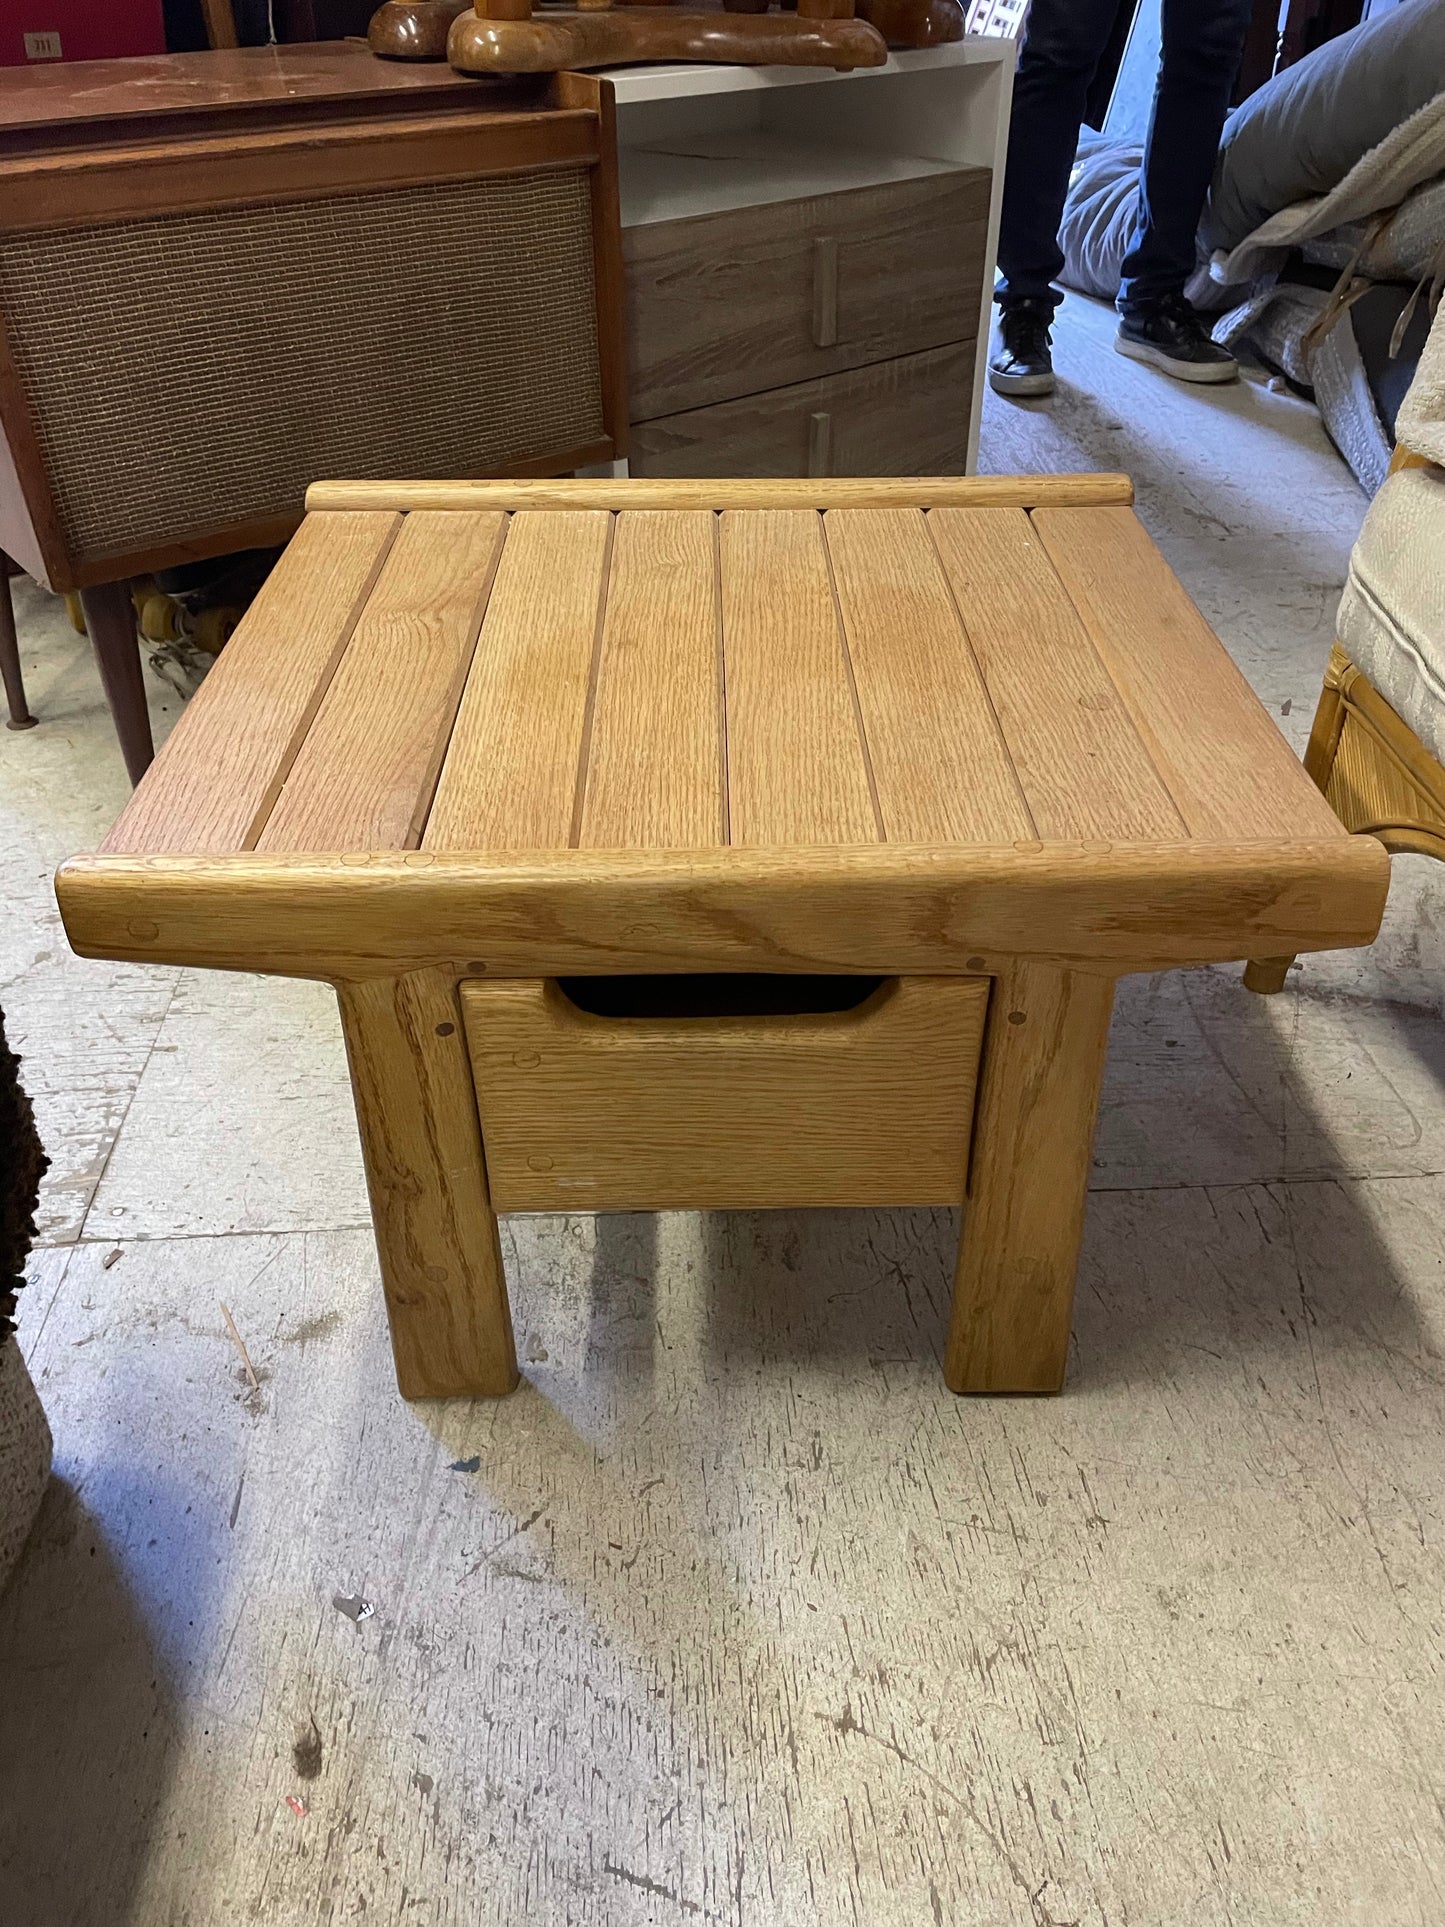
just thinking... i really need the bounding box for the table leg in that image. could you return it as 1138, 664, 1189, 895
336, 968, 519, 1400
945, 960, 1115, 1395
0, 565, 36, 730
77, 580, 154, 785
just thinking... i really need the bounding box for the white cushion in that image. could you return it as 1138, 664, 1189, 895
1337, 463, 1445, 763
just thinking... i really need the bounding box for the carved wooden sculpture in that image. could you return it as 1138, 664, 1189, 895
857, 0, 963, 45
370, 0, 469, 57
369, 0, 897, 70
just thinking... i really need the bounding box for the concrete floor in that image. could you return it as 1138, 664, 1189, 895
5, 293, 1445, 1926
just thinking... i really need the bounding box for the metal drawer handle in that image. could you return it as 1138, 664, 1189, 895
807, 411, 833, 479
812, 235, 839, 348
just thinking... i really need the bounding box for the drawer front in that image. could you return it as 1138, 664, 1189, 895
628, 342, 974, 480
624, 168, 990, 421
463, 975, 989, 1212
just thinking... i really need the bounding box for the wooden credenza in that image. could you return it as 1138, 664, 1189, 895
613, 44, 1014, 478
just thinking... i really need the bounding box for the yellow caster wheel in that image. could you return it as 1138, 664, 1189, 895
192, 606, 239, 655
138, 592, 182, 644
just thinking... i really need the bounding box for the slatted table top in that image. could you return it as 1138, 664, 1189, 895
105, 480, 1346, 860
70, 476, 1387, 981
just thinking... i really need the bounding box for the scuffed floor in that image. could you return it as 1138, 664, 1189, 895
4, 293, 1445, 1925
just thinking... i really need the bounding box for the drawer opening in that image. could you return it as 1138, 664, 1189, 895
555, 974, 888, 1021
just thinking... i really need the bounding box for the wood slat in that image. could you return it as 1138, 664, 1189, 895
821, 508, 1033, 845
258, 511, 506, 854
576, 508, 724, 850
306, 473, 1136, 513
101, 510, 399, 855
927, 507, 1185, 842
1033, 507, 1349, 843
718, 510, 880, 847
423, 510, 613, 852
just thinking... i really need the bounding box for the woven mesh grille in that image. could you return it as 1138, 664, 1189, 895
0, 168, 604, 563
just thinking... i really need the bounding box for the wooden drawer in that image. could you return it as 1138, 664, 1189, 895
462, 974, 989, 1212
624, 168, 990, 421
628, 341, 974, 479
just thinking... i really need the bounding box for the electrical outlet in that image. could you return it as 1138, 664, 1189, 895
23, 30, 64, 58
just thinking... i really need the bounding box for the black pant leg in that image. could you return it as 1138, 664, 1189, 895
1117, 0, 1254, 311
995, 0, 1122, 310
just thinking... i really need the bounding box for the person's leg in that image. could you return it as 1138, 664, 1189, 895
995, 0, 1123, 311
1117, 0, 1254, 313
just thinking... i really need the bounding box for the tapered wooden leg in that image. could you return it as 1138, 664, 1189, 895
78, 579, 154, 785
1246, 646, 1350, 995
337, 968, 519, 1399
945, 960, 1115, 1395
0, 565, 36, 730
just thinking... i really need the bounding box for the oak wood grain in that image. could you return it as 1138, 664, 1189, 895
1033, 507, 1348, 845
462, 974, 987, 1211
336, 968, 518, 1399
55, 837, 1390, 981
306, 474, 1136, 513
822, 507, 1033, 843
576, 509, 725, 850
258, 511, 506, 854
927, 506, 1185, 842
945, 959, 1115, 1393
101, 510, 400, 856
423, 511, 613, 853
718, 509, 880, 846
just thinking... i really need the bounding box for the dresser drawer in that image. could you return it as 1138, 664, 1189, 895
624, 167, 990, 421
628, 341, 974, 479
463, 974, 989, 1213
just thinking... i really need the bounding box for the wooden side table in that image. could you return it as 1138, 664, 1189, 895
56, 475, 1387, 1402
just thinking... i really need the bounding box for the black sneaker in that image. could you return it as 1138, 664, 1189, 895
988, 300, 1056, 398
1115, 294, 1238, 384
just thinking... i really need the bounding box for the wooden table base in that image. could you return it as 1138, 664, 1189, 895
333, 957, 1110, 1400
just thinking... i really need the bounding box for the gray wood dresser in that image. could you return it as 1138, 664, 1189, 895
612, 45, 1014, 479
625, 165, 991, 477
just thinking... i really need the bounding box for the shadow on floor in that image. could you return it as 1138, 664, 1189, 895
0, 1479, 179, 1927
555, 981, 1432, 1400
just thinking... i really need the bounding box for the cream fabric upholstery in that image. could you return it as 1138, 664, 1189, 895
1337, 462, 1445, 763
1397, 297, 1445, 468
1333, 302, 1445, 759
